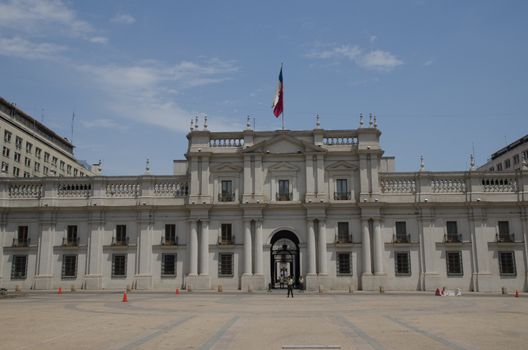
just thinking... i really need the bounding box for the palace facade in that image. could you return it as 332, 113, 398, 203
1, 117, 527, 292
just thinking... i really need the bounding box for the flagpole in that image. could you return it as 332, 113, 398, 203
281, 63, 284, 130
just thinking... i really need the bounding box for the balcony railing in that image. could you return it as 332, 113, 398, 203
111, 236, 129, 246
276, 192, 293, 201
392, 234, 411, 244
218, 192, 235, 202
334, 191, 351, 200
12, 238, 30, 247
496, 233, 515, 243
62, 237, 80, 247
443, 234, 462, 243
218, 235, 235, 245
335, 234, 353, 244
161, 236, 178, 246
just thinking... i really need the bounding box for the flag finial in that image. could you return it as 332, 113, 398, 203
359, 113, 364, 128
419, 155, 425, 172
190, 118, 194, 131
373, 114, 377, 128
246, 115, 252, 130
195, 116, 199, 130
315, 114, 320, 129
203, 115, 208, 130
369, 113, 373, 127
469, 154, 476, 171
145, 158, 151, 175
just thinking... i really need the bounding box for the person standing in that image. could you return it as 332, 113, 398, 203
299, 276, 304, 292
287, 276, 294, 298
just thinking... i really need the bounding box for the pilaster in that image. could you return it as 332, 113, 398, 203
34, 211, 56, 290
317, 220, 328, 275
316, 154, 326, 200
85, 210, 104, 290
188, 220, 198, 276
135, 210, 153, 290
199, 220, 209, 276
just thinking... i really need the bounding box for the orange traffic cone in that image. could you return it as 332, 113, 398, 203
122, 291, 128, 302
176, 288, 180, 295
58, 287, 62, 295
515, 290, 519, 298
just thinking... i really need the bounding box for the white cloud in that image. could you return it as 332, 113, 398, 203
369, 35, 377, 44
111, 13, 136, 24
76, 59, 239, 132
424, 59, 434, 66
0, 36, 66, 60
0, 0, 106, 43
357, 50, 403, 71
89, 36, 108, 44
306, 43, 403, 72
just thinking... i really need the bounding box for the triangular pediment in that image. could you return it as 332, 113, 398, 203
326, 161, 358, 171
243, 134, 326, 154
210, 163, 243, 173
268, 161, 299, 172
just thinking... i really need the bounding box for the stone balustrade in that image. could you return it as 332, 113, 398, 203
209, 138, 245, 147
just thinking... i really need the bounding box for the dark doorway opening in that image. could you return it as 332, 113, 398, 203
270, 230, 300, 289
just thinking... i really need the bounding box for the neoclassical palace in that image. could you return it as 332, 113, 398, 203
1, 117, 527, 292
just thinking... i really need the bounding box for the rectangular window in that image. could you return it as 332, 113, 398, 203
337, 222, 349, 243
446, 221, 459, 242
12, 166, 20, 177
26, 142, 32, 154
44, 152, 50, 163
112, 255, 127, 277
24, 157, 31, 167
221, 224, 232, 243
446, 251, 463, 276
14, 152, 20, 162
51, 156, 57, 166
1, 161, 8, 173
336, 253, 352, 275
165, 224, 176, 244
277, 179, 290, 200
2, 146, 9, 158
62, 255, 77, 278
59, 161, 65, 171
498, 251, 516, 276
498, 221, 510, 241
23, 171, 30, 178
73, 169, 78, 176
218, 253, 233, 277
116, 225, 127, 245
43, 166, 49, 175
11, 255, 28, 279
335, 179, 349, 200
17, 226, 28, 245
497, 163, 503, 171
395, 251, 411, 276
67, 225, 78, 245
513, 154, 520, 165
161, 254, 176, 276
4, 130, 12, 143
504, 159, 511, 169
35, 147, 41, 159
220, 180, 233, 201
15, 136, 22, 150
66, 165, 72, 174
34, 162, 40, 172
395, 221, 408, 242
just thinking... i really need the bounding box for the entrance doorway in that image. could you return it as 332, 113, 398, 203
270, 230, 300, 289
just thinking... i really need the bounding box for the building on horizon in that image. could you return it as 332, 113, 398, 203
0, 114, 526, 293
479, 134, 528, 172
0, 97, 100, 178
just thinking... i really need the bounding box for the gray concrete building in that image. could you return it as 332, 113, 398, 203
0, 97, 98, 178
479, 134, 528, 172
0, 115, 527, 292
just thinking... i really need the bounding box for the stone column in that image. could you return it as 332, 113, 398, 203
243, 220, 252, 275
317, 220, 328, 275
35, 219, 55, 290
254, 156, 263, 198
362, 220, 372, 275
254, 220, 263, 275
372, 219, 384, 275
199, 221, 209, 275
305, 155, 315, 198
85, 211, 104, 290
188, 220, 198, 276
307, 220, 316, 275
136, 213, 153, 289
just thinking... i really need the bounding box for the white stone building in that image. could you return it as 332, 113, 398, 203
0, 116, 527, 292
0, 97, 98, 178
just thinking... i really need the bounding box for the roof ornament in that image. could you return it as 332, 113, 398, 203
469, 154, 476, 171
195, 115, 199, 130
246, 115, 251, 130
419, 155, 425, 172
145, 158, 151, 175
315, 114, 320, 129
359, 113, 364, 128
203, 115, 208, 130
369, 113, 373, 127
373, 114, 378, 128
190, 118, 194, 131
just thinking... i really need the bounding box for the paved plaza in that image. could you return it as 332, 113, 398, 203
1, 291, 526, 350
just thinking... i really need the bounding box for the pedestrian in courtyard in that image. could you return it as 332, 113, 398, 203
299, 276, 304, 292
287, 276, 294, 298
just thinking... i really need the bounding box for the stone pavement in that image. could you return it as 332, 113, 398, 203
1, 290, 526, 349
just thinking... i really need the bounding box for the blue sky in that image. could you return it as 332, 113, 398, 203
0, 0, 526, 175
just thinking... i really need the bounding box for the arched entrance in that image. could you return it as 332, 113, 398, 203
270, 230, 300, 289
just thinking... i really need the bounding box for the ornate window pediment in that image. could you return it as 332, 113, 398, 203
268, 162, 299, 173
243, 134, 326, 155
210, 163, 243, 173
325, 161, 358, 172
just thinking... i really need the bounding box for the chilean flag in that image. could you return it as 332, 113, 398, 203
272, 67, 283, 117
